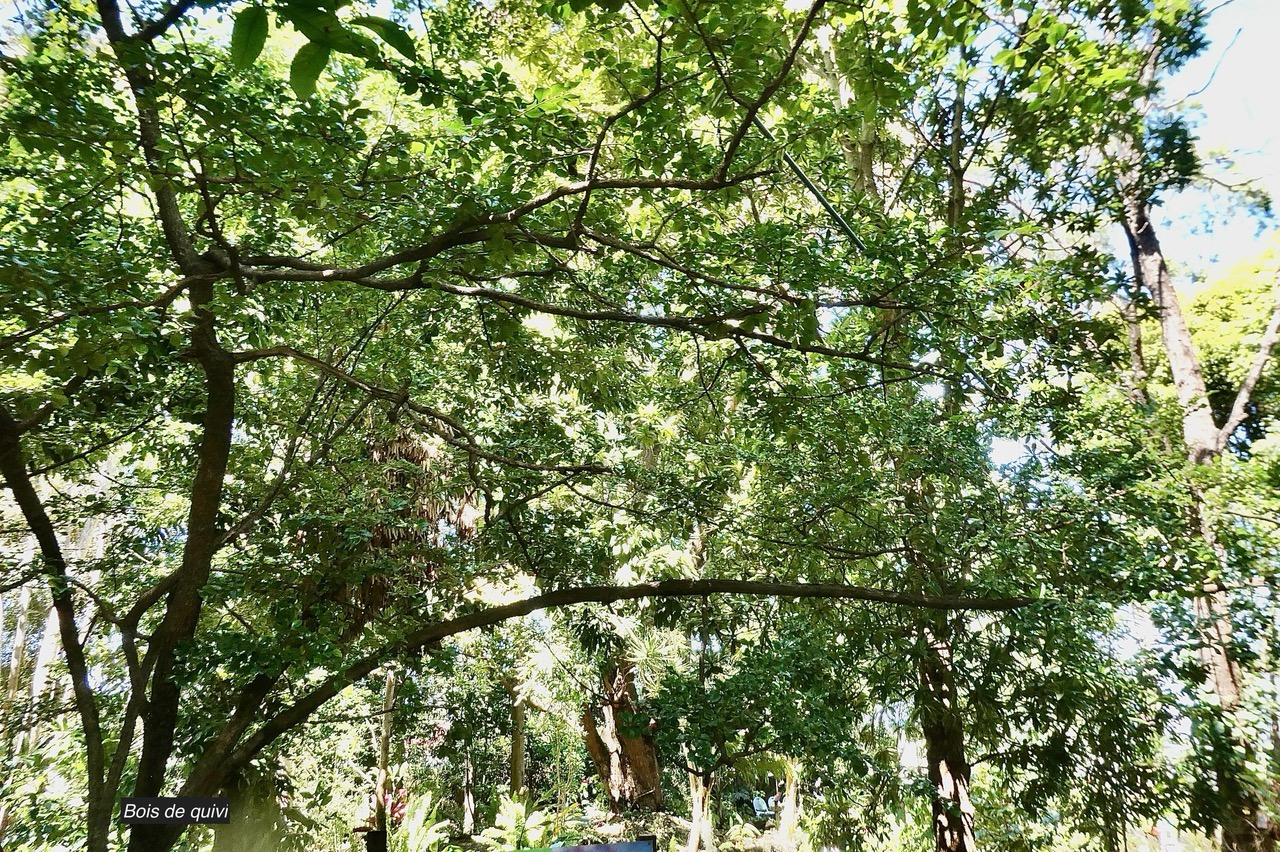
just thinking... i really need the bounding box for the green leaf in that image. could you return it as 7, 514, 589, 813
351, 15, 417, 61
288, 9, 377, 59
290, 43, 330, 99
230, 6, 269, 69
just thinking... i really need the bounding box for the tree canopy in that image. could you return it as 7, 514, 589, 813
2, 1, 1279, 851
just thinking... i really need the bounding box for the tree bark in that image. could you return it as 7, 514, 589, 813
20, 603, 60, 753
918, 632, 976, 852
509, 684, 527, 794
376, 669, 396, 833
1121, 196, 1221, 460
3, 594, 57, 757
1121, 192, 1272, 851
1120, 295, 1152, 407
582, 660, 662, 812
2, 585, 32, 739
0, 406, 111, 852
212, 773, 284, 852
685, 771, 715, 852
126, 277, 237, 852
461, 747, 476, 836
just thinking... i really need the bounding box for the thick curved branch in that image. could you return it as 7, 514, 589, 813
16, 375, 87, 434
2, 278, 194, 349
0, 404, 107, 813
241, 171, 765, 284
252, 246, 927, 371
580, 227, 811, 306
186, 575, 1037, 796
241, 224, 494, 282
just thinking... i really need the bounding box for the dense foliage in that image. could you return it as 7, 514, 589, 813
1, 1, 1278, 851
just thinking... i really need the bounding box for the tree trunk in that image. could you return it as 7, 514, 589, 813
778, 759, 801, 844
376, 669, 396, 834
18, 603, 59, 754
918, 632, 976, 852
1121, 193, 1266, 851
461, 747, 476, 836
686, 771, 715, 852
1122, 196, 1221, 459
510, 688, 527, 794
125, 275, 237, 852
582, 660, 663, 812
685, 773, 701, 852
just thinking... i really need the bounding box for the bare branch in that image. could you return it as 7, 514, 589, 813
16, 375, 87, 434
0, 569, 42, 595
1218, 271, 1280, 449
2, 278, 195, 349
97, 0, 204, 274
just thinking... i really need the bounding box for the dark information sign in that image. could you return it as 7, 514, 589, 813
522, 841, 656, 852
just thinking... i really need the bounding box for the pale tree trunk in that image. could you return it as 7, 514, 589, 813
812, 53, 879, 203
19, 604, 60, 753
8, 522, 86, 755
582, 660, 663, 812
778, 759, 801, 844
1122, 197, 1221, 459
685, 772, 701, 852
461, 748, 476, 836
685, 771, 715, 852
918, 631, 977, 852
1120, 190, 1280, 851
212, 773, 284, 852
28, 603, 58, 700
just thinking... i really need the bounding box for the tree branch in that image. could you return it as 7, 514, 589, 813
715, 0, 828, 181
97, 0, 204, 274
133, 0, 199, 43
2, 278, 195, 349
1218, 271, 1280, 449
417, 277, 931, 374
0, 403, 108, 830
241, 170, 766, 285
187, 576, 1039, 797
16, 375, 87, 434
